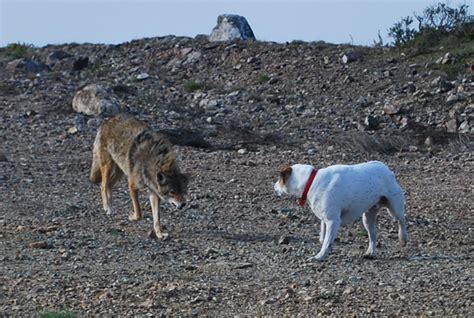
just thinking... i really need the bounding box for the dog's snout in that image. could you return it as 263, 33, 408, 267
177, 202, 186, 210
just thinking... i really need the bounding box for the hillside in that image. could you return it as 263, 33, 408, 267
1, 37, 473, 316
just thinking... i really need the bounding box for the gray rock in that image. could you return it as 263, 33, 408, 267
446, 94, 464, 105
6, 58, 49, 73
364, 115, 379, 130
341, 51, 358, 64
441, 52, 454, 65
46, 50, 72, 65
278, 235, 290, 245
136, 73, 150, 80
445, 118, 458, 133
73, 56, 89, 71
209, 14, 255, 42
458, 120, 470, 133
437, 78, 455, 94
72, 84, 120, 116
383, 102, 401, 115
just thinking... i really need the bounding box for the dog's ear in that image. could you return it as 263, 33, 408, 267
279, 166, 292, 185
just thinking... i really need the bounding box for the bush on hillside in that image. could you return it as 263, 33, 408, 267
388, 2, 473, 47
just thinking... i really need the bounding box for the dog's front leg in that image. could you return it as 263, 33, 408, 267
150, 193, 168, 239
308, 219, 340, 261
319, 221, 326, 244
363, 207, 379, 258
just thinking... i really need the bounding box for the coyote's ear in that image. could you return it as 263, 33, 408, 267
158, 172, 167, 184
279, 166, 292, 185
162, 153, 176, 172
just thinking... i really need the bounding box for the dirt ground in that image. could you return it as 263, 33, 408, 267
1, 109, 472, 316
1, 37, 473, 315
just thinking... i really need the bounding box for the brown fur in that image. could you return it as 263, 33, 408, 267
279, 166, 293, 186
90, 113, 189, 238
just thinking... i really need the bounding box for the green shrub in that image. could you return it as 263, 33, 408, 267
4, 42, 33, 59
258, 74, 270, 84
388, 16, 417, 46
39, 311, 76, 318
184, 79, 202, 92
388, 2, 473, 47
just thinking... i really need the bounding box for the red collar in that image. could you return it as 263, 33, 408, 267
298, 168, 317, 207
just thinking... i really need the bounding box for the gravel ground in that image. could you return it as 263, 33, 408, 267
1, 37, 473, 316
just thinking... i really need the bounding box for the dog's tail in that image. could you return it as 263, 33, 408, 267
386, 189, 408, 247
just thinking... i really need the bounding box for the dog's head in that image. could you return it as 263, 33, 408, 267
274, 166, 293, 196
155, 153, 190, 209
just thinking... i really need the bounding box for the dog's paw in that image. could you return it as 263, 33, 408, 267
307, 255, 325, 262
128, 213, 142, 221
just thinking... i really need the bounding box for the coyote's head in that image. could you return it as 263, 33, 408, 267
151, 152, 190, 209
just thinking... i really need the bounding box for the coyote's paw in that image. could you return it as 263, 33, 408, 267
128, 213, 142, 221
148, 230, 169, 240
105, 207, 114, 215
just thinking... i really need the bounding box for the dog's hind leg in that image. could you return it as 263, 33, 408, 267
319, 221, 326, 244
386, 194, 408, 247
308, 217, 341, 261
363, 206, 380, 258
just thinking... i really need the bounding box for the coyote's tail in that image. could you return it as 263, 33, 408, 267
90, 132, 101, 184
90, 154, 101, 183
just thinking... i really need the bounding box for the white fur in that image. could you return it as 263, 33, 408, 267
274, 161, 408, 261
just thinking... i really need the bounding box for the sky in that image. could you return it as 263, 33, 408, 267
0, 0, 470, 47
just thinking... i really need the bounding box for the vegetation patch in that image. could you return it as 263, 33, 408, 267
184, 79, 202, 92
39, 311, 76, 318
2, 42, 33, 59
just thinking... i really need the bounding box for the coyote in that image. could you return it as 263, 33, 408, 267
90, 114, 189, 239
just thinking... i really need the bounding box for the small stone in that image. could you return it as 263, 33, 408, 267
446, 118, 458, 132
29, 241, 49, 249
441, 52, 454, 65
237, 148, 247, 154
364, 115, 379, 130
278, 235, 290, 245
67, 126, 78, 135
459, 121, 470, 133
343, 287, 354, 295
383, 103, 400, 115
342, 51, 358, 64
425, 136, 433, 147
136, 73, 150, 80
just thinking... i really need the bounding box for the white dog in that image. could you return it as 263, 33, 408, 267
274, 161, 408, 261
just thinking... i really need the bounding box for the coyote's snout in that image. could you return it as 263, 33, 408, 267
90, 114, 190, 239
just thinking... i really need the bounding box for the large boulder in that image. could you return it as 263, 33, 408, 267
72, 84, 120, 116
209, 14, 255, 42
6, 58, 49, 73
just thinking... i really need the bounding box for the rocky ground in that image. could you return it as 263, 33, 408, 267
0, 37, 473, 316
